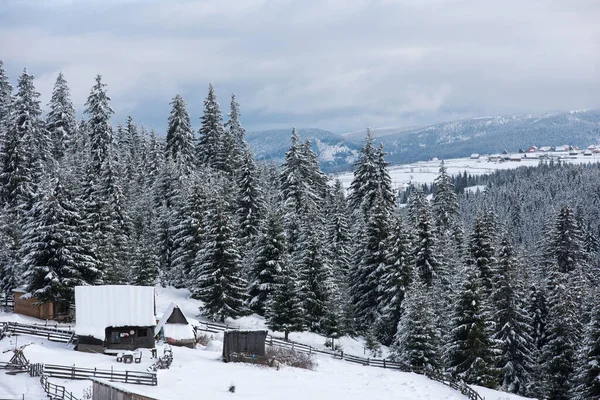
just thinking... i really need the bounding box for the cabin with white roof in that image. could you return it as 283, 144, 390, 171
155, 302, 196, 348
74, 285, 156, 353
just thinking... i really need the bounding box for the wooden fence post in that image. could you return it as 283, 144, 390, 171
383, 359, 386, 368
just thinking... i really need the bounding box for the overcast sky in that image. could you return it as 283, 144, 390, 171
1, 0, 599, 133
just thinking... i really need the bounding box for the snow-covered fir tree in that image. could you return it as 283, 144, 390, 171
351, 190, 390, 331
539, 269, 582, 399
376, 216, 413, 345
348, 129, 394, 219
197, 83, 226, 171
432, 160, 459, 233
192, 195, 248, 322
1, 69, 47, 211
46, 72, 76, 162
391, 277, 440, 371
296, 214, 334, 332
492, 233, 534, 395
574, 289, 600, 399
266, 254, 304, 341
236, 149, 265, 250
21, 178, 100, 303
446, 263, 498, 388
248, 210, 286, 315
165, 94, 195, 174
414, 200, 439, 287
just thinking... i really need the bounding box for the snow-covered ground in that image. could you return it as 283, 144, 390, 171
334, 152, 600, 190
1, 287, 533, 400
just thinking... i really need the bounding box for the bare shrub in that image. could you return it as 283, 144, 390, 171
196, 333, 211, 346
266, 346, 316, 370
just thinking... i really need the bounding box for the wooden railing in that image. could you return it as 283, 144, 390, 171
0, 292, 14, 311
42, 363, 157, 386
40, 373, 79, 400
2, 321, 73, 343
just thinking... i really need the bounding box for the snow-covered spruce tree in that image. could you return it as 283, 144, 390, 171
193, 196, 248, 322
391, 277, 440, 371
348, 129, 394, 220
145, 129, 163, 189
196, 83, 226, 171
248, 210, 286, 316
46, 72, 76, 162
375, 143, 396, 210
224, 93, 247, 171
170, 177, 205, 288
130, 233, 159, 287
351, 190, 390, 331
266, 254, 304, 341
236, 149, 265, 250
82, 76, 131, 284
325, 179, 354, 334
296, 214, 334, 332
0, 211, 20, 294
0, 60, 12, 126
574, 290, 600, 399
432, 161, 459, 233
347, 128, 377, 216
22, 179, 100, 303
85, 75, 114, 176
551, 204, 584, 274
468, 214, 496, 293
326, 179, 352, 278
165, 94, 195, 174
414, 200, 439, 287
376, 216, 413, 345
279, 129, 326, 255
1, 69, 46, 211
539, 269, 582, 400
492, 234, 534, 395
407, 184, 427, 225
446, 264, 498, 388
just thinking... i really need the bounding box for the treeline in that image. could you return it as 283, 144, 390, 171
0, 61, 599, 399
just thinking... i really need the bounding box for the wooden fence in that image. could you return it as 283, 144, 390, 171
41, 363, 158, 386
0, 292, 14, 311
2, 321, 74, 343
193, 322, 484, 400
40, 373, 79, 400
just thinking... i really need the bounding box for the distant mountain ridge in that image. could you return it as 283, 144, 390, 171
245, 128, 360, 173
246, 110, 600, 172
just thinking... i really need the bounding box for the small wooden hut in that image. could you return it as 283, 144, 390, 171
222, 330, 268, 362
154, 302, 196, 347
12, 288, 70, 321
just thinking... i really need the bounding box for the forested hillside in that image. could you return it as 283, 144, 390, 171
0, 62, 599, 399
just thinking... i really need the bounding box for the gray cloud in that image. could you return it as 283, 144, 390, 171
0, 0, 598, 133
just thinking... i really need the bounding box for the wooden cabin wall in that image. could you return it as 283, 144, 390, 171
13, 291, 54, 320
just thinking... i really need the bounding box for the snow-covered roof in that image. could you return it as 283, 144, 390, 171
154, 302, 195, 341
75, 285, 156, 340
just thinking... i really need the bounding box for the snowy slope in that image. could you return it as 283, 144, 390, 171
0, 287, 535, 400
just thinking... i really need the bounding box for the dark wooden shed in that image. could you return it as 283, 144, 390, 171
222, 330, 268, 362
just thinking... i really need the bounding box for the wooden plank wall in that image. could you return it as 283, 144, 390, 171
13, 291, 53, 319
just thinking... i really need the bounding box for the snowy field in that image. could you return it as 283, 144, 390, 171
334, 152, 600, 190
1, 287, 532, 400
